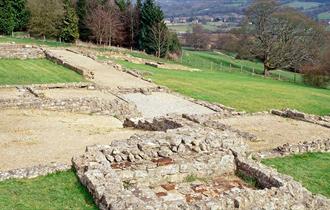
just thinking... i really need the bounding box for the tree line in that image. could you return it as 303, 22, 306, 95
0, 0, 181, 58
184, 0, 329, 87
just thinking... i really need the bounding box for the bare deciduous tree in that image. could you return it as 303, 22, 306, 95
149, 22, 168, 57
185, 24, 210, 50
244, 0, 325, 76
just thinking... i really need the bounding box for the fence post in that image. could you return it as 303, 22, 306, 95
221, 62, 223, 71
241, 65, 243, 73
278, 73, 281, 80
252, 68, 255, 75
230, 63, 232, 72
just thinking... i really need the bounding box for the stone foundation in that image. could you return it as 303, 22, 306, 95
73, 120, 330, 209
0, 163, 71, 182
0, 44, 45, 59
0, 87, 140, 120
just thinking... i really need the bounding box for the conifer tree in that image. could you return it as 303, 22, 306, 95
60, 0, 79, 43
76, 0, 91, 40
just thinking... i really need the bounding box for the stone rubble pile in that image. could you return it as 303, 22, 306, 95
272, 108, 330, 128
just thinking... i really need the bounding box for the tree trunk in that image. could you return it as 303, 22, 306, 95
263, 63, 271, 77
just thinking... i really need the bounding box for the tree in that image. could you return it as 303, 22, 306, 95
185, 24, 210, 50
60, 0, 79, 43
86, 0, 121, 45
134, 0, 142, 49
76, 0, 92, 40
0, 0, 29, 35
302, 47, 330, 87
139, 0, 168, 56
149, 22, 168, 57
243, 0, 324, 76
27, 0, 64, 39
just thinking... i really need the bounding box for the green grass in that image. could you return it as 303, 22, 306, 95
0, 36, 69, 47
117, 59, 330, 115
262, 153, 330, 198
285, 1, 321, 10
318, 12, 330, 20
0, 59, 84, 85
0, 170, 97, 210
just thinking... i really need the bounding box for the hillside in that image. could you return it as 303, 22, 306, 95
158, 0, 330, 19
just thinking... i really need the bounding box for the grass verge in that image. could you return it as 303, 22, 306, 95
117, 60, 330, 115
262, 153, 330, 198
0, 59, 84, 85
0, 170, 97, 210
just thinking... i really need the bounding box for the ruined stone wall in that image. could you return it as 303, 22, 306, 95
0, 163, 71, 182
0, 44, 45, 59
0, 88, 140, 120
272, 109, 330, 128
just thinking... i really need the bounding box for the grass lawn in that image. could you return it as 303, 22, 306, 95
318, 12, 330, 20
0, 170, 97, 210
0, 59, 84, 85
262, 153, 330, 198
286, 1, 321, 10
117, 60, 330, 115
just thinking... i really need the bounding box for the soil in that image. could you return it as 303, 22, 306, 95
0, 109, 143, 171
219, 115, 330, 152
42, 88, 117, 100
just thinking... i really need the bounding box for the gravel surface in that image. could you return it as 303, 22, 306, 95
0, 109, 143, 171
123, 92, 215, 118
43, 88, 117, 100
219, 115, 330, 152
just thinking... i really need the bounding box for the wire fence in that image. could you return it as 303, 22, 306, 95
181, 57, 304, 84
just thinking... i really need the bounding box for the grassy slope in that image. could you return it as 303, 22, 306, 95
0, 59, 84, 85
262, 153, 330, 198
0, 170, 97, 210
117, 60, 330, 115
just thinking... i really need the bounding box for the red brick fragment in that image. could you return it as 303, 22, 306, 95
111, 162, 131, 169
161, 183, 176, 191
152, 157, 174, 166
156, 192, 168, 197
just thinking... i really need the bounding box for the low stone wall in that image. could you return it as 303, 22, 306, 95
0, 44, 45, 59
272, 109, 330, 128
44, 49, 94, 80
252, 138, 330, 160
123, 117, 183, 131
0, 163, 71, 182
0, 82, 94, 90
0, 88, 140, 120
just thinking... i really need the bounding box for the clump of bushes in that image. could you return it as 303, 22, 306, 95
301, 50, 330, 88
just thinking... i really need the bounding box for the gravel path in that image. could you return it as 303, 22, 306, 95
123, 92, 215, 118
0, 109, 143, 171
219, 115, 330, 152
47, 49, 155, 89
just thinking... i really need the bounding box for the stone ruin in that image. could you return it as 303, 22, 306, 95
73, 116, 330, 210
0, 43, 45, 59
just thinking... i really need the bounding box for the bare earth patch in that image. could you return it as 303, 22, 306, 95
0, 109, 143, 171
42, 88, 117, 100
0, 88, 21, 100
219, 115, 330, 152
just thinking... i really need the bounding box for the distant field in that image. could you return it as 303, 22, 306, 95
117, 58, 330, 115
0, 170, 97, 209
167, 22, 223, 33
0, 59, 84, 85
262, 153, 330, 198
318, 12, 330, 20
285, 1, 321, 10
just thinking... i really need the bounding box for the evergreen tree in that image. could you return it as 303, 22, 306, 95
134, 0, 142, 49
0, 0, 28, 35
60, 0, 79, 43
77, 0, 91, 40
0, 1, 15, 35
139, 0, 168, 56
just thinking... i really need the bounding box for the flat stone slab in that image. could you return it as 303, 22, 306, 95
122, 92, 215, 118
